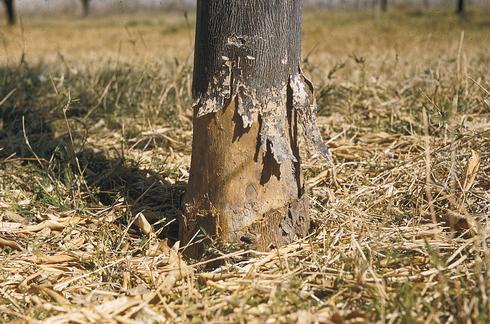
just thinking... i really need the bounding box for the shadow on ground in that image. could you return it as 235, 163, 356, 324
0, 65, 184, 241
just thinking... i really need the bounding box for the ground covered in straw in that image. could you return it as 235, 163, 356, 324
0, 8, 489, 323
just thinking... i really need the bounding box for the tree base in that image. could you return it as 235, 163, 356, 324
180, 100, 310, 257
181, 195, 309, 256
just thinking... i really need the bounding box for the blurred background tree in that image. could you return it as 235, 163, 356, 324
1, 0, 487, 18
457, 0, 465, 14
2, 0, 15, 25
81, 0, 90, 17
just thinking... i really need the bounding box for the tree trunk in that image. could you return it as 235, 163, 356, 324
181, 1, 329, 256
3, 0, 15, 25
81, 0, 90, 17
380, 0, 388, 12
456, 0, 464, 15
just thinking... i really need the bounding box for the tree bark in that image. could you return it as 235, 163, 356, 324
3, 0, 15, 25
456, 0, 464, 15
81, 0, 90, 17
181, 1, 329, 256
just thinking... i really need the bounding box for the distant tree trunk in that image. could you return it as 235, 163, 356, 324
3, 0, 15, 25
81, 0, 90, 17
456, 0, 464, 15
380, 0, 388, 12
181, 1, 329, 256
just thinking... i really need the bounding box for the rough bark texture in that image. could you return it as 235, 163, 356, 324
181, 0, 329, 256
191, 1, 329, 164
3, 0, 15, 25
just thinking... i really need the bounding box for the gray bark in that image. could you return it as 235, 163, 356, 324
192, 0, 329, 164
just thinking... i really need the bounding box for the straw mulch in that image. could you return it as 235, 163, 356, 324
1, 10, 489, 323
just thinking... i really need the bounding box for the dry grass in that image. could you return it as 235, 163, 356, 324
0, 8, 489, 323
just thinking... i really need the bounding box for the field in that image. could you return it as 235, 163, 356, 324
0, 8, 489, 323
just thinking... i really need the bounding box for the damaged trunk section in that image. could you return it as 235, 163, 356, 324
193, 1, 330, 163
181, 0, 329, 256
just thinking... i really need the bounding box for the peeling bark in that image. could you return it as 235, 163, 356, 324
192, 1, 330, 163
182, 99, 309, 254
181, 0, 330, 256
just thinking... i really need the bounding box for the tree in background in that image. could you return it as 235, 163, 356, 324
2, 0, 15, 25
81, 0, 90, 17
380, 0, 388, 12
181, 0, 329, 256
456, 0, 465, 15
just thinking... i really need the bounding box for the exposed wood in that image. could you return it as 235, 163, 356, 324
182, 99, 309, 254
181, 0, 328, 256
191, 1, 329, 163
